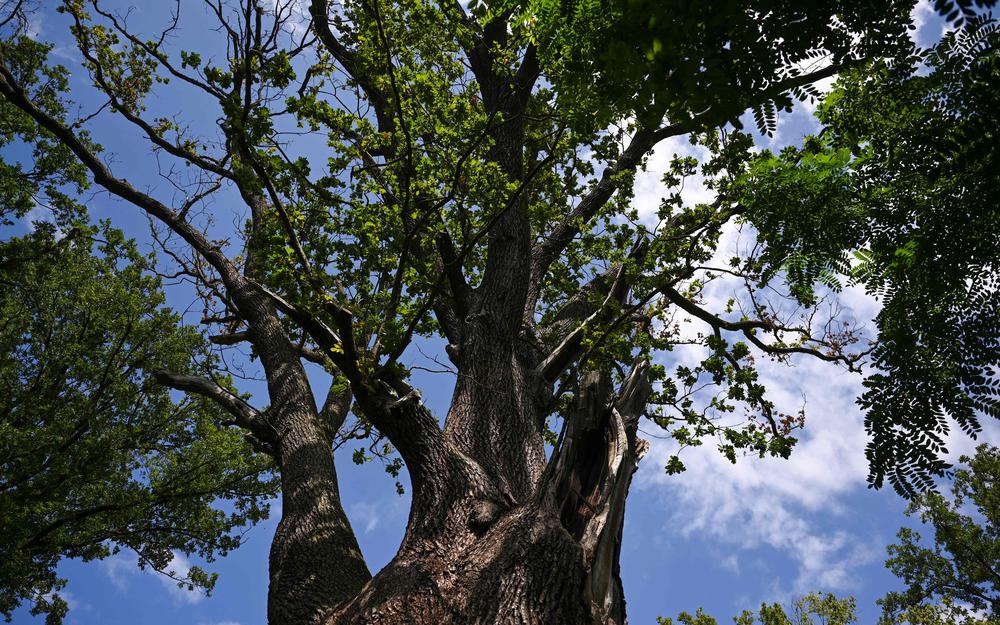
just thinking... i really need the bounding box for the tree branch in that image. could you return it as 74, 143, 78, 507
308, 0, 394, 132
659, 285, 864, 371
0, 60, 243, 287
152, 370, 274, 444
527, 63, 848, 315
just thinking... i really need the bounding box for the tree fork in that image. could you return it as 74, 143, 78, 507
320, 361, 651, 625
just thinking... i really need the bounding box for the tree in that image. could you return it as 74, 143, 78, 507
0, 1, 997, 624
658, 592, 858, 625
879, 444, 1000, 625
0, 224, 276, 624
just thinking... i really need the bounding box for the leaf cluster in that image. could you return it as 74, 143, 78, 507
733, 16, 1000, 495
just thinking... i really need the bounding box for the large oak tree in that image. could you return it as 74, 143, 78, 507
1, 1, 998, 624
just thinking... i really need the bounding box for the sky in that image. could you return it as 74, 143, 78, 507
6, 2, 996, 624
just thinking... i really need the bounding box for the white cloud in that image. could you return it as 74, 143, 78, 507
25, 15, 42, 41
636, 245, 995, 595
637, 353, 881, 594
24, 204, 52, 230
266, 0, 310, 37
625, 5, 998, 600
160, 551, 205, 605
720, 554, 741, 575
911, 0, 954, 49
633, 133, 714, 226
101, 553, 137, 592
637, 213, 885, 594
350, 501, 381, 534
100, 550, 206, 605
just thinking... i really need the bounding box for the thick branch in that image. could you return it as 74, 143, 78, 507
319, 380, 353, 438
308, 0, 394, 133
153, 370, 274, 444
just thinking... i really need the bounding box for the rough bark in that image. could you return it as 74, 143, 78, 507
0, 1, 872, 623
250, 295, 653, 625
259, 11, 651, 621
307, 360, 652, 625
229, 283, 372, 625
0, 5, 654, 622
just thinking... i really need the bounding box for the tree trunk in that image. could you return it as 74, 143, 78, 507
228, 283, 372, 625
263, 353, 651, 625
268, 411, 371, 625
259, 21, 651, 623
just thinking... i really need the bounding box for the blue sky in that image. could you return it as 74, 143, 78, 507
7, 2, 996, 624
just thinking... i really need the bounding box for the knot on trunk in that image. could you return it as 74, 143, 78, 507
468, 498, 504, 534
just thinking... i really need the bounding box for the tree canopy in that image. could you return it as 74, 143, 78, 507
879, 444, 1000, 625
0, 0, 998, 623
0, 224, 276, 623
733, 18, 1000, 494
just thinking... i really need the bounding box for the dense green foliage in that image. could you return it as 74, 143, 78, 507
0, 0, 997, 622
502, 0, 914, 134
731, 18, 1000, 494
0, 0, 930, 491
0, 224, 276, 624
879, 444, 1000, 625
0, 35, 88, 232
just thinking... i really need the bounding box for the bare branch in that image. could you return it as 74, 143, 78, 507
659, 285, 865, 371
152, 370, 273, 444
0, 60, 242, 286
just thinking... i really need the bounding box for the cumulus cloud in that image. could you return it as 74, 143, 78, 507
630, 157, 994, 597
22, 203, 61, 235
911, 0, 955, 49
160, 552, 206, 605
100, 553, 137, 592
633, 133, 714, 226
637, 342, 881, 594
630, 99, 888, 595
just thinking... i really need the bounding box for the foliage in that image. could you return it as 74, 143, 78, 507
657, 592, 858, 625
0, 224, 277, 624
500, 0, 915, 134
731, 16, 1000, 495
879, 444, 1000, 625
0, 0, 911, 487
0, 35, 89, 231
